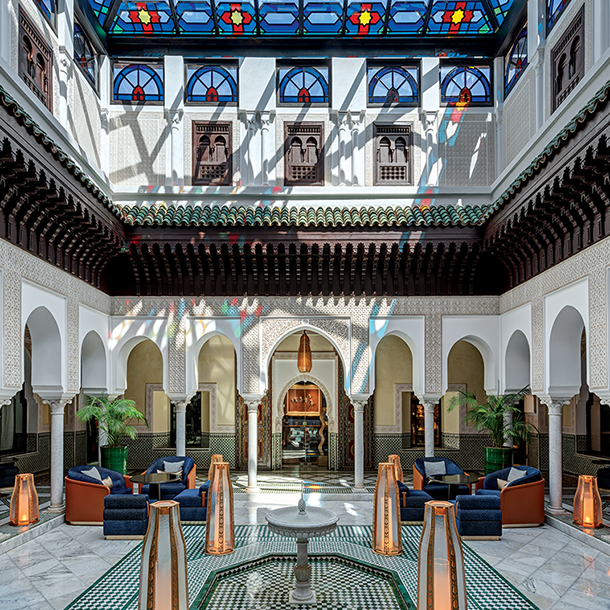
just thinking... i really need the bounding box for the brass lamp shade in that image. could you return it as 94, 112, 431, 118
10, 473, 39, 526
297, 330, 312, 373
417, 501, 467, 610
573, 475, 603, 528
138, 500, 188, 610
388, 454, 404, 483
208, 454, 224, 481
372, 462, 402, 555
205, 461, 235, 555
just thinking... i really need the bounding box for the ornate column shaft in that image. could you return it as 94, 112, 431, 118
540, 396, 569, 514
173, 397, 190, 456
244, 397, 262, 492
423, 401, 436, 458
351, 398, 367, 490
47, 397, 73, 512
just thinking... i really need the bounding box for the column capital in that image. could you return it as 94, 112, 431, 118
418, 394, 442, 411
165, 108, 183, 126
47, 396, 74, 414
537, 394, 570, 415
243, 394, 263, 413
172, 394, 194, 413
260, 111, 275, 128
350, 395, 369, 412
420, 109, 438, 132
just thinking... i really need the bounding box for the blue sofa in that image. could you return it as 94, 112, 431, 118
397, 481, 433, 522
413, 457, 471, 501
140, 456, 196, 500
454, 494, 502, 538
103, 494, 149, 539
175, 481, 210, 522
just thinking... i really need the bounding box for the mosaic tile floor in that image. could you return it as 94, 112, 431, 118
65, 525, 539, 610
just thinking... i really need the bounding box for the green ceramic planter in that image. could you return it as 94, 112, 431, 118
101, 446, 128, 474
484, 446, 511, 475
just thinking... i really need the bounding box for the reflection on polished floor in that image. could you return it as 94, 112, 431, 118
0, 470, 609, 609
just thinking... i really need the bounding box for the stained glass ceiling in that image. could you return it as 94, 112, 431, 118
87, 0, 517, 37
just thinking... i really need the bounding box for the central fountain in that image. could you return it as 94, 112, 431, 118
265, 496, 339, 604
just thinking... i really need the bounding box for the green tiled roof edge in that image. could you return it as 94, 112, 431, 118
0, 84, 119, 216
482, 77, 610, 221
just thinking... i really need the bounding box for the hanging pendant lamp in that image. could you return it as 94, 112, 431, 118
297, 330, 312, 373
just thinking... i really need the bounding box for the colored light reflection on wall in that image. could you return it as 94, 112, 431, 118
573, 475, 604, 529
10, 473, 39, 526
205, 462, 235, 555
138, 500, 189, 610
417, 501, 467, 610
372, 462, 402, 556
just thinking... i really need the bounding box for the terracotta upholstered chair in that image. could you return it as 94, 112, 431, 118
139, 456, 196, 500
65, 465, 134, 525
475, 465, 544, 527
413, 457, 471, 500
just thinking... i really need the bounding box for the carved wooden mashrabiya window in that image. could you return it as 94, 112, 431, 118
19, 9, 53, 111
551, 6, 584, 113
374, 124, 412, 185
284, 123, 324, 186
192, 121, 232, 185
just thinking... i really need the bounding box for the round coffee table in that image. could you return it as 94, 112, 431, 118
130, 472, 181, 501
428, 473, 480, 501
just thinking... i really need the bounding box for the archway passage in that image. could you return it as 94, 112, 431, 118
281, 381, 328, 467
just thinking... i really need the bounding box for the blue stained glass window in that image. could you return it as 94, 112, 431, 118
278, 67, 329, 104
428, 1, 492, 34
547, 0, 571, 32
345, 1, 388, 36
368, 66, 419, 105
111, 2, 175, 34
440, 64, 492, 105
505, 24, 527, 97
186, 66, 238, 103
88, 0, 114, 25
386, 1, 428, 35
214, 1, 257, 35
175, 0, 215, 33
35, 0, 55, 23
74, 24, 97, 88
302, 2, 344, 35
487, 0, 515, 26
113, 63, 164, 102
259, 0, 300, 34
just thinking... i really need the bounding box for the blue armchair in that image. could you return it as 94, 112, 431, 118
397, 481, 433, 522
175, 480, 210, 522
413, 457, 471, 501
140, 456, 196, 500
475, 465, 544, 526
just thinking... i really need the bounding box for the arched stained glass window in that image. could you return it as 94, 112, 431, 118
186, 66, 237, 104
35, 0, 55, 24
368, 66, 418, 106
113, 63, 164, 103
74, 24, 97, 88
548, 0, 572, 32
505, 25, 527, 97
278, 67, 329, 105
440, 64, 492, 106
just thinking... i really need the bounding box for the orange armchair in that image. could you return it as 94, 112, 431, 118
65, 466, 133, 525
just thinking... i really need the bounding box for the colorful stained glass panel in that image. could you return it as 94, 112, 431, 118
505, 24, 527, 96
488, 0, 515, 26
111, 2, 175, 33
174, 0, 215, 33
215, 1, 256, 35
278, 66, 329, 104
303, 1, 344, 35
440, 64, 492, 105
35, 0, 55, 23
74, 23, 97, 87
548, 0, 571, 32
88, 0, 114, 24
259, 1, 300, 34
368, 65, 419, 105
113, 63, 164, 102
428, 0, 492, 34
186, 65, 238, 103
345, 1, 388, 35
385, 1, 428, 35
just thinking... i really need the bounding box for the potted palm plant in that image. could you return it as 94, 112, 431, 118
447, 388, 536, 473
76, 395, 148, 474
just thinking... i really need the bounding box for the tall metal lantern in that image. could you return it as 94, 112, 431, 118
205, 461, 235, 555
138, 500, 189, 610
388, 454, 404, 483
573, 474, 604, 528
417, 501, 468, 610
9, 473, 39, 526
297, 330, 312, 373
208, 454, 224, 481
372, 462, 402, 555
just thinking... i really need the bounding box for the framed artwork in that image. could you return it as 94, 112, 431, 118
285, 385, 321, 416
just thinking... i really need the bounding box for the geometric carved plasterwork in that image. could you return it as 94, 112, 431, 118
499, 234, 610, 392
1, 239, 110, 394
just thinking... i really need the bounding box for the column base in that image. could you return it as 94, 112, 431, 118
47, 505, 65, 514
290, 590, 315, 605
245, 486, 261, 494
353, 485, 366, 492
547, 506, 568, 515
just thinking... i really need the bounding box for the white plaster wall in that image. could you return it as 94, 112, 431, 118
500, 303, 532, 393
68, 65, 101, 167
79, 304, 110, 392
442, 315, 500, 395
239, 57, 276, 111
332, 57, 366, 111
368, 315, 425, 399
503, 67, 536, 168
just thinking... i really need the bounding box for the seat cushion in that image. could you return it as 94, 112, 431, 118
175, 489, 203, 508
104, 520, 149, 537
456, 494, 500, 510
110, 486, 133, 495
456, 519, 502, 537
104, 494, 149, 509
477, 489, 501, 497
199, 481, 211, 496
179, 506, 207, 522
424, 460, 447, 478
424, 483, 469, 501
141, 482, 186, 498
104, 507, 148, 521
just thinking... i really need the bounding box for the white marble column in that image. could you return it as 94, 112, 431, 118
260, 112, 274, 186
423, 401, 436, 458
420, 110, 439, 187
174, 398, 189, 456
351, 399, 367, 490
540, 396, 570, 514
338, 113, 350, 186
350, 114, 363, 186
244, 397, 262, 493
48, 397, 72, 512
